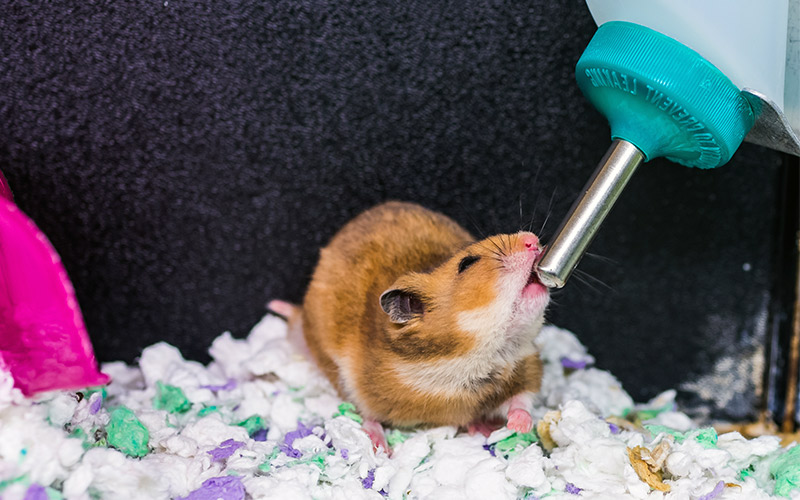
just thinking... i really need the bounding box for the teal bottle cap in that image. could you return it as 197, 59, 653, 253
576, 21, 755, 169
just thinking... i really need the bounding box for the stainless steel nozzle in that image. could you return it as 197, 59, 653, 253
537, 139, 644, 288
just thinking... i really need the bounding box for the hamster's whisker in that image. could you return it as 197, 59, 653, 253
538, 187, 559, 238
482, 249, 503, 262
489, 250, 506, 261
523, 164, 545, 233
526, 213, 536, 233
481, 239, 498, 255
523, 163, 544, 232
483, 238, 507, 258
584, 252, 619, 266
495, 237, 508, 256
539, 212, 552, 239
526, 198, 541, 233
458, 203, 489, 241
569, 280, 592, 297
476, 241, 500, 259
573, 268, 614, 293
501, 234, 510, 253
530, 162, 544, 202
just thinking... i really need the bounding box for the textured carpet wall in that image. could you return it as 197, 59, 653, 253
0, 1, 790, 421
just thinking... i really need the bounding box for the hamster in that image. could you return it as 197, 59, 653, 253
273, 201, 550, 436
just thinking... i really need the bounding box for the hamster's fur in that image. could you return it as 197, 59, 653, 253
297, 202, 550, 431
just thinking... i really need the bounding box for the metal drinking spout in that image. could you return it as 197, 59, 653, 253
537, 140, 643, 288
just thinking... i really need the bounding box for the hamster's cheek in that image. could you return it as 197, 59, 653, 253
451, 271, 498, 315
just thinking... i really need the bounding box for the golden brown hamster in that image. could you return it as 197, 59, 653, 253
271, 201, 550, 441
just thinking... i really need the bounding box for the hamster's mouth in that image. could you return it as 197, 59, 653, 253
521, 263, 547, 298
525, 267, 540, 286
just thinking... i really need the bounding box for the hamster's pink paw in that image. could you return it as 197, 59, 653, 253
468, 421, 501, 437
506, 408, 533, 433
362, 419, 390, 455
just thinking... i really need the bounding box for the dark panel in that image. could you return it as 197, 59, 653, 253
0, 0, 789, 420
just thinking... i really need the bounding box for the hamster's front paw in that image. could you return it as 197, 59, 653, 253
506, 408, 533, 433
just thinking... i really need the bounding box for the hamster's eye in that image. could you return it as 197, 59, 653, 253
458, 255, 480, 274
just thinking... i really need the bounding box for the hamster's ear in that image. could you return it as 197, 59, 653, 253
379, 289, 425, 324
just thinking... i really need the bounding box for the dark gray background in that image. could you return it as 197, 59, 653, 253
1, 0, 792, 421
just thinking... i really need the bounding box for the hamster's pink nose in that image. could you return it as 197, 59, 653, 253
521, 234, 542, 256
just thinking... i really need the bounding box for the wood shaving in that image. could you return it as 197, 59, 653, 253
606, 416, 641, 433
536, 410, 561, 452
715, 418, 800, 447
628, 446, 671, 492
640, 435, 673, 472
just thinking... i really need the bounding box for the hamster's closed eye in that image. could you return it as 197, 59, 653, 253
457, 255, 480, 273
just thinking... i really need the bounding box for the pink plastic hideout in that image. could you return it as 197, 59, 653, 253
0, 172, 109, 396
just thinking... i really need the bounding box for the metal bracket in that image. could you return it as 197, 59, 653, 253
743, 89, 800, 157
744, 0, 800, 157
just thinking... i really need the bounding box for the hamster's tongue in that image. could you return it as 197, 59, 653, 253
522, 266, 547, 298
